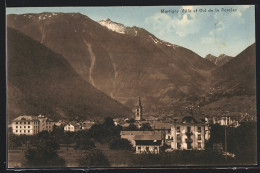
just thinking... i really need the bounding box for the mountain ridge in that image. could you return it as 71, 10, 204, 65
7, 27, 132, 122
7, 12, 256, 119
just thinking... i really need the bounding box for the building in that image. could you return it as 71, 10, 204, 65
11, 115, 54, 135
212, 115, 240, 127
120, 131, 162, 147
135, 133, 162, 154
135, 96, 143, 121
64, 121, 93, 132
170, 116, 208, 150
64, 122, 80, 132
151, 122, 172, 146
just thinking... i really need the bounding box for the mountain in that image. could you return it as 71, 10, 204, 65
7, 27, 132, 122
205, 54, 217, 64
205, 54, 233, 66
7, 13, 216, 117
200, 43, 256, 117
7, 13, 256, 119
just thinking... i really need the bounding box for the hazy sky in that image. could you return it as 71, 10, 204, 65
6, 5, 255, 57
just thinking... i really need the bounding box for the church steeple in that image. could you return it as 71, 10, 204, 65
138, 96, 142, 107
135, 96, 143, 121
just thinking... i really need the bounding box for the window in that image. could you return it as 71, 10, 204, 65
24, 122, 26, 124
24, 126, 26, 128
28, 122, 30, 124
16, 122, 18, 124
177, 143, 181, 149
16, 130, 18, 132
177, 134, 181, 140
20, 130, 21, 132
28, 130, 30, 133
20, 126, 22, 128
177, 126, 180, 132
187, 126, 191, 132
138, 147, 141, 150
198, 134, 201, 140
146, 147, 149, 151
28, 126, 30, 128
20, 122, 22, 124
187, 143, 192, 149
24, 130, 26, 133
198, 142, 201, 148
16, 126, 18, 128
198, 126, 201, 132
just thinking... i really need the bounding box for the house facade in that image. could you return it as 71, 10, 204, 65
212, 116, 240, 127
11, 115, 54, 135
151, 122, 172, 146
120, 131, 162, 147
135, 133, 162, 154
170, 116, 208, 150
64, 121, 92, 132
64, 122, 80, 132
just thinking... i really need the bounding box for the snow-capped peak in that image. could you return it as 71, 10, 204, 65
98, 19, 126, 34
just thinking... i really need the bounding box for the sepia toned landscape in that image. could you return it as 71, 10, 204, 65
6, 6, 256, 168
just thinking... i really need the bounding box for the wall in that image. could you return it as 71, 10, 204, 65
135, 145, 160, 154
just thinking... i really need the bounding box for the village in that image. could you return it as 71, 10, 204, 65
9, 97, 255, 157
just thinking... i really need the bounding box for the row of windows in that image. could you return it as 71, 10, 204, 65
176, 142, 201, 149
15, 125, 52, 129
15, 121, 40, 125
176, 126, 202, 132
16, 130, 31, 133
137, 146, 158, 150
176, 134, 201, 140
15, 121, 52, 125
16, 126, 40, 129
16, 126, 31, 128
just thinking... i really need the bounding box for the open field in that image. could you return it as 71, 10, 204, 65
7, 143, 135, 168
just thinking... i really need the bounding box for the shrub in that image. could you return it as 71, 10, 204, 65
78, 149, 110, 167
109, 137, 133, 150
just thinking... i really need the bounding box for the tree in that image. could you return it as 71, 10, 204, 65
78, 149, 110, 167
103, 117, 115, 129
8, 134, 22, 150
109, 137, 133, 150
24, 131, 65, 167
139, 123, 152, 131
126, 118, 135, 123
124, 123, 138, 131
89, 124, 105, 143
74, 131, 95, 150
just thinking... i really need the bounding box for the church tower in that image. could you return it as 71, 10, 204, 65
135, 96, 143, 121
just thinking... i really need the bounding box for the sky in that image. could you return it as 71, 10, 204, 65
6, 5, 255, 57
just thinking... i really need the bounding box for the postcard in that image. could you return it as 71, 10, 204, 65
6, 5, 256, 168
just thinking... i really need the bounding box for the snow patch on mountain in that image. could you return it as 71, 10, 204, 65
149, 35, 178, 49
98, 19, 126, 34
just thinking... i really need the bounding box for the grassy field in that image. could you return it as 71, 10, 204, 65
8, 147, 27, 168
7, 143, 135, 168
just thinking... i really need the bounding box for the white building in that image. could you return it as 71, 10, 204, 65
170, 116, 209, 150
135, 133, 162, 154
212, 116, 240, 127
64, 122, 80, 132
11, 115, 54, 135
